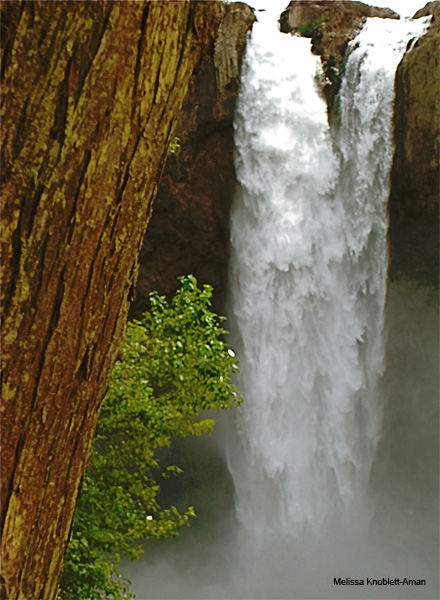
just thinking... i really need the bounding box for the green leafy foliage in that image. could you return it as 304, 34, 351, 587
58, 276, 241, 600
168, 136, 181, 155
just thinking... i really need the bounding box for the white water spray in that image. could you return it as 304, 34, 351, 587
228, 14, 427, 541
124, 12, 437, 600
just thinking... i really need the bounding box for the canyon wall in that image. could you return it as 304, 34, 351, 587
388, 2, 439, 284
136, 0, 438, 309
0, 2, 223, 598
131, 2, 255, 317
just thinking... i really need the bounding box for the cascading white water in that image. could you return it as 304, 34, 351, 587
124, 10, 438, 600
227, 11, 429, 544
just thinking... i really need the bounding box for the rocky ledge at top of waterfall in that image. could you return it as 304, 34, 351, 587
279, 0, 438, 111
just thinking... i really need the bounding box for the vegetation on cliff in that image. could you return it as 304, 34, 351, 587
59, 276, 240, 600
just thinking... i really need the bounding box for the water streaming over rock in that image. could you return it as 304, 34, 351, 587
227, 12, 428, 545
124, 11, 438, 599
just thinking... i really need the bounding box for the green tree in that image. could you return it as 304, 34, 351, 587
58, 276, 240, 600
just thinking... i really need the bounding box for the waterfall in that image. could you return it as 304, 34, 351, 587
227, 10, 429, 545
124, 10, 437, 600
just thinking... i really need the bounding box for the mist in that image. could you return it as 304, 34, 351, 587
122, 281, 438, 599
122, 6, 438, 598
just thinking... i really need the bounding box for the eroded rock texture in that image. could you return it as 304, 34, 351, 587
280, 0, 399, 110
131, 2, 255, 317
279, 0, 439, 285
0, 2, 223, 598
388, 2, 440, 285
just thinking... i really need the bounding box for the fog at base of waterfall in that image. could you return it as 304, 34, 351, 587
122, 286, 438, 598
123, 12, 438, 600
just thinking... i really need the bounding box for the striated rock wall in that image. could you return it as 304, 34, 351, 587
0, 2, 223, 597
388, 2, 440, 285
131, 2, 255, 318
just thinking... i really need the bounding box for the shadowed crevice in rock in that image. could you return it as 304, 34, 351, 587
131, 2, 255, 318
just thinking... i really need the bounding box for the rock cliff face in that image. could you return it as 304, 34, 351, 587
388, 2, 439, 284
279, 0, 439, 285
280, 0, 399, 110
133, 0, 438, 307
131, 2, 255, 317
0, 2, 223, 598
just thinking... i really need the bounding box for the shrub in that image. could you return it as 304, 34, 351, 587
59, 276, 240, 599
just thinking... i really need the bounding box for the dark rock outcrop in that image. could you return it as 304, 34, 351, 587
131, 2, 255, 317
131, 0, 438, 309
388, 2, 439, 285
413, 0, 440, 19
280, 0, 399, 110
280, 0, 439, 285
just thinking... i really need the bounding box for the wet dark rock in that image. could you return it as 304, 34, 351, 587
131, 2, 256, 317
388, 2, 439, 284
280, 0, 399, 111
